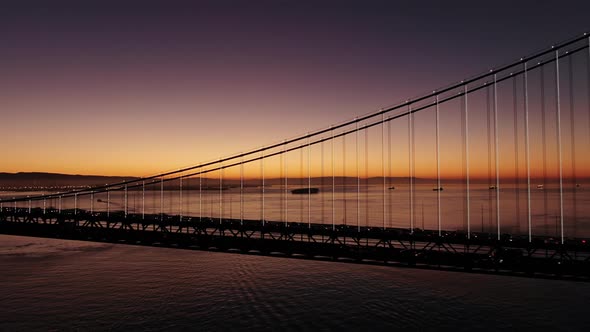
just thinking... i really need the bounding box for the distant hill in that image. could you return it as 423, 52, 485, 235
0, 172, 138, 188
0, 172, 446, 190
1, 172, 523, 190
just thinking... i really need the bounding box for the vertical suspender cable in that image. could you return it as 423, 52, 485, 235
308, 135, 311, 228
461, 89, 466, 232
408, 105, 414, 232
365, 126, 369, 228
124, 185, 127, 218
180, 177, 183, 221
280, 146, 284, 222
321, 137, 325, 225
342, 134, 347, 226
285, 142, 288, 226
388, 115, 392, 228
186, 176, 190, 221
300, 147, 304, 223
513, 77, 521, 232
464, 85, 471, 239
382, 113, 386, 230
199, 169, 202, 221
412, 105, 416, 232
142, 181, 145, 219
331, 127, 335, 230
555, 50, 564, 244
540, 66, 549, 235
493, 74, 501, 240
220, 162, 224, 225
240, 156, 244, 225
487, 86, 492, 232
356, 119, 360, 232
524, 62, 532, 242
568, 54, 577, 238
261, 151, 265, 225
436, 95, 441, 236
362, 121, 367, 230
160, 178, 163, 221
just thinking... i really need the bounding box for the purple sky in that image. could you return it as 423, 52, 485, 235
1, 0, 589, 176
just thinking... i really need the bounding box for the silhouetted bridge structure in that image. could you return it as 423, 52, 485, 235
2, 207, 590, 281
2, 32, 590, 281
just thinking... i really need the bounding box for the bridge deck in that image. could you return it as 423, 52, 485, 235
1, 208, 589, 281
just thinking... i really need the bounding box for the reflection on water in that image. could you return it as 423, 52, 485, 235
0, 234, 589, 331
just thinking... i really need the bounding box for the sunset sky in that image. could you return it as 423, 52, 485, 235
1, 0, 589, 178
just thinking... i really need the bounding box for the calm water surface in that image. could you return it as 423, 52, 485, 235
1, 235, 589, 331
5, 183, 590, 238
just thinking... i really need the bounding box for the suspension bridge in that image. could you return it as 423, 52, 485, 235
2, 33, 590, 281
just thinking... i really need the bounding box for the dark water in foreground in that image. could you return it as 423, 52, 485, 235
1, 235, 589, 331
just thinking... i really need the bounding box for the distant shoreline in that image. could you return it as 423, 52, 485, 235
1, 172, 588, 190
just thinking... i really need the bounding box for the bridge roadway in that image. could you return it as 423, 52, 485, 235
1, 208, 589, 281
